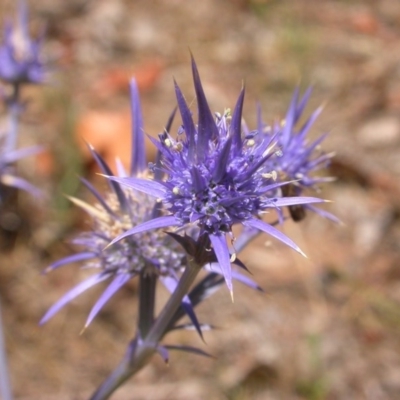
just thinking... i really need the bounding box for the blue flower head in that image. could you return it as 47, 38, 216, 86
274, 89, 332, 186
255, 88, 336, 221
40, 81, 187, 328
0, 1, 46, 85
108, 58, 326, 295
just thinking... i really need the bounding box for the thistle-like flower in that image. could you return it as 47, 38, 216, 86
107, 58, 326, 295
271, 89, 328, 185
256, 88, 336, 221
40, 81, 188, 328
0, 1, 46, 85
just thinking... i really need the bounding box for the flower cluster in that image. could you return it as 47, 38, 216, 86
39, 52, 334, 400
41, 80, 260, 332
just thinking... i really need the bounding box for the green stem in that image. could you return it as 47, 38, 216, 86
146, 258, 201, 344
137, 271, 156, 338
89, 338, 151, 400
89, 259, 202, 400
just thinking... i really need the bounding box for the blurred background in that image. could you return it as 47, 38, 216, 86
1, 0, 400, 399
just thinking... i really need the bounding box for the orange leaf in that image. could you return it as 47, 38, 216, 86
75, 109, 157, 175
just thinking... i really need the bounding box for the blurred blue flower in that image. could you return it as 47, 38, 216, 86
0, 1, 46, 85
268, 88, 332, 188
107, 58, 326, 295
0, 130, 42, 202
255, 88, 337, 222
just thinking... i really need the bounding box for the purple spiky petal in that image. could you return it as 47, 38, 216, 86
45, 252, 97, 272
108, 215, 180, 247
107, 176, 167, 198
130, 79, 146, 176
85, 273, 131, 327
209, 234, 233, 296
244, 218, 305, 257
40, 273, 110, 325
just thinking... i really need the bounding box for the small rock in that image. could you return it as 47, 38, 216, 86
357, 116, 400, 148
